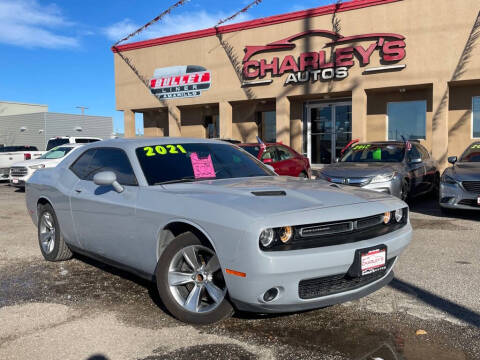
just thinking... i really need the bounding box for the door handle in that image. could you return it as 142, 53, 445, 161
74, 189, 82, 193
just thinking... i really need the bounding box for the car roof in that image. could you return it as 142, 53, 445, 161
355, 141, 407, 146
239, 142, 284, 147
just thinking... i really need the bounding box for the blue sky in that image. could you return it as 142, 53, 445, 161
0, 0, 336, 134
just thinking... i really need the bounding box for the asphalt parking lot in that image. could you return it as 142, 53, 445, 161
0, 183, 479, 360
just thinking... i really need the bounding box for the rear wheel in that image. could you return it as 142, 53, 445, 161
37, 203, 73, 261
156, 232, 233, 324
299, 171, 308, 179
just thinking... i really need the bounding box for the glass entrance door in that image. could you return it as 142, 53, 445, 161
306, 102, 352, 165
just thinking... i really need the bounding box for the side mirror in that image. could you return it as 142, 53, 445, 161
262, 158, 273, 164
409, 157, 422, 164
448, 156, 457, 165
93, 171, 124, 193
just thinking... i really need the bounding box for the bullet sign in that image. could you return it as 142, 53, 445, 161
150, 65, 211, 99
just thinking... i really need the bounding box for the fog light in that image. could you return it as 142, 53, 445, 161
259, 228, 275, 247
263, 287, 279, 302
383, 211, 391, 224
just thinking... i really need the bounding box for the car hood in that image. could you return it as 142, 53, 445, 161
320, 162, 401, 178
159, 176, 392, 218
447, 163, 480, 181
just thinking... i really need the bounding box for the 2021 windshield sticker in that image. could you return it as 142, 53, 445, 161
471, 144, 480, 149
353, 144, 371, 150
143, 144, 187, 156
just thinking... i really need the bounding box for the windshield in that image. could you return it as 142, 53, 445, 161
239, 145, 262, 157
341, 143, 405, 163
459, 143, 480, 162
46, 138, 69, 150
39, 146, 74, 159
136, 143, 274, 185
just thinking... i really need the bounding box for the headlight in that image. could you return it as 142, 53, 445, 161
371, 172, 397, 184
441, 173, 457, 184
395, 208, 404, 222
278, 226, 293, 243
259, 228, 275, 248
29, 164, 45, 169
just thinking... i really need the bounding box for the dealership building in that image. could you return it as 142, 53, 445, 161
113, 0, 480, 169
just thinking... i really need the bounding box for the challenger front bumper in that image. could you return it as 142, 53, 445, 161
226, 223, 412, 313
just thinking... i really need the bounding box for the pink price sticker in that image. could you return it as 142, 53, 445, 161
190, 152, 216, 179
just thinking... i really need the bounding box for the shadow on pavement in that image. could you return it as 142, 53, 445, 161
390, 278, 480, 328
408, 194, 479, 220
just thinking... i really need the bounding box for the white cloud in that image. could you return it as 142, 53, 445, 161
0, 0, 78, 48
105, 11, 252, 43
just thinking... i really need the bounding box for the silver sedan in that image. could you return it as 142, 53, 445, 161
26, 138, 411, 324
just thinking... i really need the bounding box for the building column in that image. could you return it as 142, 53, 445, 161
431, 81, 449, 168
218, 101, 232, 139
124, 109, 135, 138
276, 96, 290, 145
168, 105, 181, 137
352, 87, 367, 142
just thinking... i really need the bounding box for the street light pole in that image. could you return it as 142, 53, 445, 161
76, 106, 89, 115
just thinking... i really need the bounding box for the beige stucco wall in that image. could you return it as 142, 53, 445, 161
114, 0, 480, 168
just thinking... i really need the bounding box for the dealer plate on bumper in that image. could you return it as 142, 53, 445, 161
12, 179, 19, 184
348, 245, 387, 278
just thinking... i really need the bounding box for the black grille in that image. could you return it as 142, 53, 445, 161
298, 258, 396, 299
462, 181, 480, 193
10, 167, 28, 177
458, 199, 480, 207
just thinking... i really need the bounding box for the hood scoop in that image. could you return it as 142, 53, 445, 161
251, 190, 287, 196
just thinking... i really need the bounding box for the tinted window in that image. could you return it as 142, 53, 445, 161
276, 146, 293, 161
408, 145, 422, 161
460, 143, 480, 162
240, 145, 261, 157
417, 145, 430, 160
0, 145, 39, 152
473, 97, 480, 138
70, 149, 96, 179
75, 138, 100, 144
136, 143, 274, 185
47, 139, 69, 150
341, 143, 405, 163
70, 148, 137, 185
387, 101, 426, 140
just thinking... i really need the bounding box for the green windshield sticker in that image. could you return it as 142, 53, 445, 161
373, 148, 382, 160
143, 144, 187, 156
353, 144, 371, 150
471, 144, 480, 149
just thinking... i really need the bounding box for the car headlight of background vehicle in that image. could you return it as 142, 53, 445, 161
441, 172, 457, 184
371, 172, 398, 184
29, 164, 45, 169
259, 226, 293, 248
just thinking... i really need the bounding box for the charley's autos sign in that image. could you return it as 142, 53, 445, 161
149, 65, 211, 99
242, 30, 406, 85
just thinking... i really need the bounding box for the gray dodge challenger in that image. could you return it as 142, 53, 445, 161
25, 138, 411, 324
440, 142, 480, 211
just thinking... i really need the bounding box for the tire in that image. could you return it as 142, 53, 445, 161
299, 171, 308, 179
400, 179, 410, 201
432, 173, 440, 198
37, 203, 73, 261
156, 231, 234, 324
440, 206, 453, 216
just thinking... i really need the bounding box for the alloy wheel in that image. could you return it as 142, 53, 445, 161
39, 212, 56, 254
168, 245, 226, 313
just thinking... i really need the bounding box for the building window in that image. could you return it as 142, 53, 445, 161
258, 111, 276, 143
387, 100, 426, 141
473, 96, 480, 138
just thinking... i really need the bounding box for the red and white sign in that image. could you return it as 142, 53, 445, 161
361, 248, 386, 275
149, 65, 211, 99
242, 30, 406, 85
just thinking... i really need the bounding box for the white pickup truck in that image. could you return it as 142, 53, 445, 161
0, 146, 44, 180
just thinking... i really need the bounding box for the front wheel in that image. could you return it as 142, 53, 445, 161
156, 232, 233, 324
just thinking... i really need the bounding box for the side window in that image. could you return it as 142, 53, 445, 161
261, 147, 279, 162
70, 149, 96, 180
86, 148, 137, 186
276, 146, 293, 161
417, 145, 430, 160
408, 145, 422, 161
